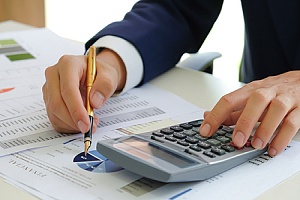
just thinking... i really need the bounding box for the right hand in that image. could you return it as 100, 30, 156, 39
42, 49, 126, 133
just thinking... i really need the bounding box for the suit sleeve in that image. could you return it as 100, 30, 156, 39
86, 0, 223, 85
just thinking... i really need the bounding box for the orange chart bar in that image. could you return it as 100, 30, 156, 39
0, 87, 15, 93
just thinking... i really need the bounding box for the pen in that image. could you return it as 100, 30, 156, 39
84, 46, 96, 156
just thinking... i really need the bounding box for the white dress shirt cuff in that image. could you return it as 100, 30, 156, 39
92, 35, 143, 94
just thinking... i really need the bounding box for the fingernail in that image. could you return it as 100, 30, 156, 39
200, 123, 211, 136
78, 120, 88, 133
233, 131, 245, 147
91, 91, 105, 108
268, 148, 277, 157
252, 137, 263, 149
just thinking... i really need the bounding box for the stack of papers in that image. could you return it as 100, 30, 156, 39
1, 28, 300, 200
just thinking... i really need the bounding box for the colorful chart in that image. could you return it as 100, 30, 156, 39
73, 150, 123, 173
0, 39, 35, 61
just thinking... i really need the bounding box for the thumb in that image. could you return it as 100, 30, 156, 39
89, 62, 119, 109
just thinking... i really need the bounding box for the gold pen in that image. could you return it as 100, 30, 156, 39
84, 46, 96, 156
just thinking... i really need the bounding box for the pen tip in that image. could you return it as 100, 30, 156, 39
84, 141, 91, 157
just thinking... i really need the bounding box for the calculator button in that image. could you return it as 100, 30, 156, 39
192, 127, 200, 132
206, 139, 221, 146
180, 123, 193, 129
215, 129, 226, 136
177, 140, 189, 146
222, 126, 234, 133
203, 151, 216, 158
188, 120, 203, 127
185, 137, 199, 144
152, 131, 164, 137
165, 136, 177, 142
160, 128, 174, 135
194, 134, 208, 141
225, 133, 233, 139
170, 126, 184, 132
210, 134, 218, 139
173, 132, 186, 139
183, 130, 197, 136
189, 144, 202, 152
216, 136, 230, 144
221, 145, 235, 152
211, 146, 226, 155
197, 141, 211, 149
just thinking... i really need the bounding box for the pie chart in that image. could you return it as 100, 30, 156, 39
73, 150, 123, 173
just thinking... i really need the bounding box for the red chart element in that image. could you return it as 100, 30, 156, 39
0, 87, 15, 94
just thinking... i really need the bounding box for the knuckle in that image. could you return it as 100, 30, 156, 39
69, 107, 82, 121
238, 116, 252, 129
247, 80, 261, 89
272, 96, 290, 111
257, 126, 274, 139
99, 74, 117, 97
283, 117, 298, 132
47, 98, 61, 114
252, 89, 270, 103
44, 66, 55, 78
60, 84, 71, 99
42, 83, 46, 93
58, 54, 72, 63
220, 93, 235, 107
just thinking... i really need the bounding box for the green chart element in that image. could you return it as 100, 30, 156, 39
6, 53, 35, 61
0, 39, 17, 46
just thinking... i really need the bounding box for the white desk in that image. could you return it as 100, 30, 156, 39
1, 20, 300, 200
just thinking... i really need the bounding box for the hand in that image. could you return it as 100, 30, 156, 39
200, 71, 300, 157
42, 49, 126, 133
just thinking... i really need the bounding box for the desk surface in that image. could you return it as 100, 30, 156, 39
1, 20, 300, 200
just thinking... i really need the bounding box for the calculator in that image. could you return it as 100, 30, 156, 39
96, 119, 268, 182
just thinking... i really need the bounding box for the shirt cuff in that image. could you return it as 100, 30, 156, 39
92, 35, 143, 94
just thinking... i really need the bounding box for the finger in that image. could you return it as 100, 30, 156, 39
200, 85, 251, 137
232, 88, 276, 147
44, 66, 79, 132
92, 115, 99, 134
58, 55, 90, 133
267, 107, 300, 157
45, 108, 79, 133
204, 106, 267, 126
251, 94, 293, 150
204, 110, 243, 126
90, 61, 119, 109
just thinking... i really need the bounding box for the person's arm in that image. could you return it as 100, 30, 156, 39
86, 0, 223, 85
91, 36, 143, 94
43, 0, 223, 134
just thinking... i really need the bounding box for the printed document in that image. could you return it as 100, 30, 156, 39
0, 28, 201, 156
1, 112, 300, 200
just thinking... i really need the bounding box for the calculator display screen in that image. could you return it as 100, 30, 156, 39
114, 137, 197, 168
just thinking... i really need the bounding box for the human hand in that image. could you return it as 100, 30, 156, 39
199, 71, 300, 157
42, 49, 126, 133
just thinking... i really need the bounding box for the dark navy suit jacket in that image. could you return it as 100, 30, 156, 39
86, 0, 300, 84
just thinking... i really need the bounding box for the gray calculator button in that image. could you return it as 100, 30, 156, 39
203, 151, 216, 158
207, 139, 221, 146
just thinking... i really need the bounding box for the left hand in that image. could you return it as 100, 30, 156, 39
200, 71, 300, 157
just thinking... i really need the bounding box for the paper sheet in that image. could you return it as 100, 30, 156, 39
0, 84, 200, 156
1, 112, 300, 200
0, 94, 44, 121
0, 28, 201, 157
